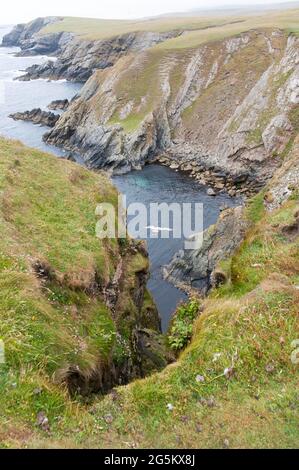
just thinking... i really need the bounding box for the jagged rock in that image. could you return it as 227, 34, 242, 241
4, 21, 299, 198
262, 114, 293, 153
207, 188, 216, 196
1, 17, 67, 56
135, 329, 175, 376
9, 109, 60, 127
164, 207, 250, 293
265, 135, 299, 210
1, 23, 25, 47
16, 29, 182, 82
48, 99, 69, 111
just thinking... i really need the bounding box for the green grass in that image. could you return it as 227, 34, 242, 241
40, 15, 248, 42
41, 9, 299, 49
0, 140, 297, 447
0, 138, 119, 375
0, 138, 159, 447
79, 196, 298, 449
156, 9, 299, 50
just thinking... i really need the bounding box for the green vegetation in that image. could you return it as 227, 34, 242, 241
1, 4, 299, 443
0, 137, 297, 448
0, 138, 159, 447
41, 9, 299, 49
40, 15, 249, 42
168, 299, 199, 352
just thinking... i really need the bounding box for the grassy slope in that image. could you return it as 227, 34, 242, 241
0, 138, 154, 447
79, 194, 299, 449
0, 138, 297, 448
41, 9, 299, 45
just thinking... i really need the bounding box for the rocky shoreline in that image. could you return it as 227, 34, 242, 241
153, 155, 264, 198
163, 206, 250, 293
34, 29, 297, 200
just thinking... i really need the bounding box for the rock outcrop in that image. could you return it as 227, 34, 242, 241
43, 30, 299, 194
10, 108, 60, 127
48, 99, 69, 110
163, 206, 250, 293
164, 107, 299, 296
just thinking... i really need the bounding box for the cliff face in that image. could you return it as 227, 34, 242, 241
18, 30, 182, 82
1, 17, 70, 56
44, 29, 299, 193
165, 125, 299, 293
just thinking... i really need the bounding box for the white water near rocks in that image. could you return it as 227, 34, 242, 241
0, 25, 237, 330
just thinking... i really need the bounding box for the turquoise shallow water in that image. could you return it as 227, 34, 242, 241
113, 165, 237, 330
0, 26, 237, 330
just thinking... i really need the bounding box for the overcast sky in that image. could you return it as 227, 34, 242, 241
1, 0, 299, 24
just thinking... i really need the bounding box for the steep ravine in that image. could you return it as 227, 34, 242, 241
0, 138, 174, 398
0, 19, 298, 448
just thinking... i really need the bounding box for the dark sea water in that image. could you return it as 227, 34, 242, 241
0, 26, 238, 330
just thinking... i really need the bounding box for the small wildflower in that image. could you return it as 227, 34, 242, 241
224, 367, 235, 380
196, 375, 205, 383
167, 403, 174, 411
212, 353, 222, 362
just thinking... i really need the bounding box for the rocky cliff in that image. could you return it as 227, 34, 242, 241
165, 122, 299, 293
17, 30, 182, 82
43, 29, 299, 195
1, 17, 71, 56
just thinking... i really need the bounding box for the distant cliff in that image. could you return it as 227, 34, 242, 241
2, 17, 71, 56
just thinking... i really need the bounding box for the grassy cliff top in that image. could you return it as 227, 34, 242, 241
0, 138, 157, 443
40, 8, 299, 47
0, 136, 124, 367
